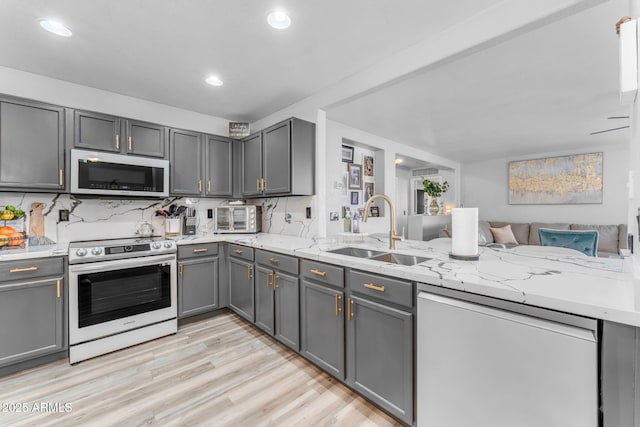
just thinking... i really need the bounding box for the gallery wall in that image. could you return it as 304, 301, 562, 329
461, 144, 628, 225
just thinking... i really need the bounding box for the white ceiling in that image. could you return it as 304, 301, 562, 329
0, 0, 630, 164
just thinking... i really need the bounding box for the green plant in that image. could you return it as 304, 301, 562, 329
422, 178, 449, 198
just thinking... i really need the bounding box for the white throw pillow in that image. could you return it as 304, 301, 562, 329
490, 224, 519, 244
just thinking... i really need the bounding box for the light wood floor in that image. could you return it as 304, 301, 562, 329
0, 311, 402, 427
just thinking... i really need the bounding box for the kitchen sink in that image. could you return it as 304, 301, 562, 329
369, 252, 431, 266
326, 247, 430, 266
327, 247, 387, 258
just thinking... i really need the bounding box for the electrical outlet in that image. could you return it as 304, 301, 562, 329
207, 208, 213, 219
329, 212, 339, 221
59, 209, 69, 222
306, 207, 311, 219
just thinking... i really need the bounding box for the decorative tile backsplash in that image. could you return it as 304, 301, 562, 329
0, 193, 317, 244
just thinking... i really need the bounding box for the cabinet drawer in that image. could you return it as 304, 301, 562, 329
301, 259, 344, 288
255, 249, 298, 275
178, 242, 219, 259
0, 257, 64, 282
349, 270, 413, 308
229, 244, 254, 261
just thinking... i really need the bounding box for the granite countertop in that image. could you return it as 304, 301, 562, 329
3, 232, 638, 327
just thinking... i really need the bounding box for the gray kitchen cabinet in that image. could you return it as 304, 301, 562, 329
241, 132, 263, 197
346, 295, 413, 425
300, 279, 345, 380
205, 134, 233, 197
178, 243, 219, 318
0, 257, 65, 368
241, 117, 315, 198
228, 250, 255, 322
169, 128, 203, 196
75, 110, 167, 158
255, 250, 300, 350
0, 97, 66, 191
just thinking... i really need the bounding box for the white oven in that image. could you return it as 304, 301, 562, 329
68, 238, 177, 363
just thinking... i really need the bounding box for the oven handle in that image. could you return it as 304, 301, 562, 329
69, 254, 176, 274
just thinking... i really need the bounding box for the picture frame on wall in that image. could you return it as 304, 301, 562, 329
364, 155, 374, 176
350, 191, 359, 205
347, 163, 363, 189
364, 182, 374, 203
369, 206, 380, 217
342, 145, 354, 163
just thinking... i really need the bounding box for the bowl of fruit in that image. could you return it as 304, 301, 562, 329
0, 205, 26, 248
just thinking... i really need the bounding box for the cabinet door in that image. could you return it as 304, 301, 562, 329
228, 257, 254, 322
300, 280, 345, 380
178, 257, 218, 318
262, 120, 291, 195
0, 99, 65, 191
254, 265, 275, 334
126, 120, 167, 158
205, 135, 233, 197
169, 128, 203, 196
346, 295, 413, 425
0, 278, 64, 367
274, 271, 299, 351
241, 133, 263, 197
74, 110, 121, 152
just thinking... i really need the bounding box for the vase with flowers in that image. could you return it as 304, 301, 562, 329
422, 178, 449, 215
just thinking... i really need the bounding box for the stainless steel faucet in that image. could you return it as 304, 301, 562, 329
362, 194, 403, 250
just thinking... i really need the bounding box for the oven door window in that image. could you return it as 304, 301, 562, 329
232, 208, 247, 230
77, 264, 171, 328
216, 209, 231, 231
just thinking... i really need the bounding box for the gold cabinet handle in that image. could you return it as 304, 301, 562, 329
363, 283, 385, 292
347, 298, 354, 320
273, 274, 278, 290
335, 294, 342, 317
262, 178, 266, 191
56, 279, 61, 298
247, 265, 253, 281
179, 263, 183, 276
266, 272, 272, 288
268, 257, 279, 264
10, 266, 38, 273
115, 134, 120, 150
128, 136, 133, 151
207, 180, 211, 193
310, 269, 326, 277
233, 249, 243, 254
192, 248, 208, 253
256, 178, 260, 192
59, 169, 63, 186
198, 179, 202, 193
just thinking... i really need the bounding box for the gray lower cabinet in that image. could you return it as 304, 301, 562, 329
178, 257, 219, 318
170, 128, 203, 196
255, 265, 275, 334
0, 97, 66, 191
300, 279, 345, 380
0, 257, 65, 368
346, 295, 413, 424
228, 256, 254, 322
273, 272, 299, 350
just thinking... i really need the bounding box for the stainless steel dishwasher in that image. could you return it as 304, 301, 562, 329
417, 283, 598, 427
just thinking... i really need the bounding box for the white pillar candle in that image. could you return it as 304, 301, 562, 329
451, 208, 478, 256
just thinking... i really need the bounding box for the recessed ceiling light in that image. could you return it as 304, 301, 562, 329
205, 76, 224, 87
39, 19, 72, 37
267, 10, 291, 29
395, 158, 404, 165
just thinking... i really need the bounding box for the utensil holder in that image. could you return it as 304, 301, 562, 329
165, 218, 181, 236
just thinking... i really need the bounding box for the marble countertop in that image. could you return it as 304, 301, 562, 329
4, 232, 639, 327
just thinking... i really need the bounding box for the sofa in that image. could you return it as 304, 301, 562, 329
440, 220, 628, 258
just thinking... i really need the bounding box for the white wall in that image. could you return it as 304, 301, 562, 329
462, 144, 628, 224
0, 66, 231, 135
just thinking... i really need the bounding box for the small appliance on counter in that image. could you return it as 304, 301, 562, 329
214, 205, 262, 233
183, 208, 197, 235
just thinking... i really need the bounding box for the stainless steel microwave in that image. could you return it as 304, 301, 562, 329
215, 206, 262, 233
70, 149, 169, 197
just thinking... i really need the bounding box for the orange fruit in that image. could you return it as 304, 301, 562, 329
0, 226, 16, 235
7, 232, 24, 246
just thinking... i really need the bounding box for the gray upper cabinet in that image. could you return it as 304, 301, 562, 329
241, 117, 315, 198
241, 132, 263, 197
169, 128, 203, 196
346, 295, 413, 425
300, 279, 345, 380
125, 120, 167, 158
74, 110, 120, 152
205, 135, 233, 197
228, 256, 254, 322
178, 253, 219, 319
0, 97, 66, 191
75, 110, 167, 158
